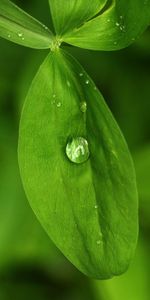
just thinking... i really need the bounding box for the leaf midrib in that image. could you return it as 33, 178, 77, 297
0, 13, 53, 43
58, 50, 106, 257
62, 0, 115, 39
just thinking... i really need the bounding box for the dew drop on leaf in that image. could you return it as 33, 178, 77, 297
79, 72, 83, 77
85, 79, 89, 85
42, 24, 48, 30
17, 32, 25, 40
18, 32, 23, 37
96, 240, 101, 245
66, 137, 90, 164
56, 102, 62, 108
80, 101, 87, 113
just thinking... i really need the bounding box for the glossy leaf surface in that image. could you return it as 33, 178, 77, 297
62, 0, 150, 50
49, 0, 107, 35
0, 0, 53, 49
18, 49, 138, 279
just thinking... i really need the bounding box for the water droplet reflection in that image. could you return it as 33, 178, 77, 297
66, 137, 90, 164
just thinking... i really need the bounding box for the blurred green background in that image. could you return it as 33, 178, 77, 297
0, 1, 150, 299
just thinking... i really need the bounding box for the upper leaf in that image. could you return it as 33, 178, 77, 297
18, 49, 138, 279
0, 0, 54, 49
62, 0, 150, 51
49, 0, 107, 35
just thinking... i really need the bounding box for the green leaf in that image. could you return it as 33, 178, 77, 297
0, 121, 59, 270
49, 0, 107, 35
62, 0, 150, 51
18, 49, 138, 279
94, 238, 149, 300
0, 0, 54, 49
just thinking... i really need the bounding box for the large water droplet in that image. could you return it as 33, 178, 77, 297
66, 137, 90, 164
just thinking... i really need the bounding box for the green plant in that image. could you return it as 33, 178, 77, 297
0, 0, 150, 280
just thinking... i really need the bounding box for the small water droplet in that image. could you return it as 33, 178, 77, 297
56, 102, 62, 108
85, 79, 89, 85
80, 101, 87, 113
8, 34, 11, 38
42, 24, 48, 30
107, 19, 110, 22
96, 240, 101, 245
115, 22, 120, 27
113, 41, 117, 45
18, 32, 23, 37
79, 72, 83, 77
18, 32, 25, 40
51, 94, 56, 104
66, 137, 90, 164
94, 205, 98, 209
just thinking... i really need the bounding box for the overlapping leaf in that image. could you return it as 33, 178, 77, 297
18, 49, 138, 279
49, 0, 107, 35
95, 239, 149, 300
60, 0, 150, 50
0, 0, 53, 49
